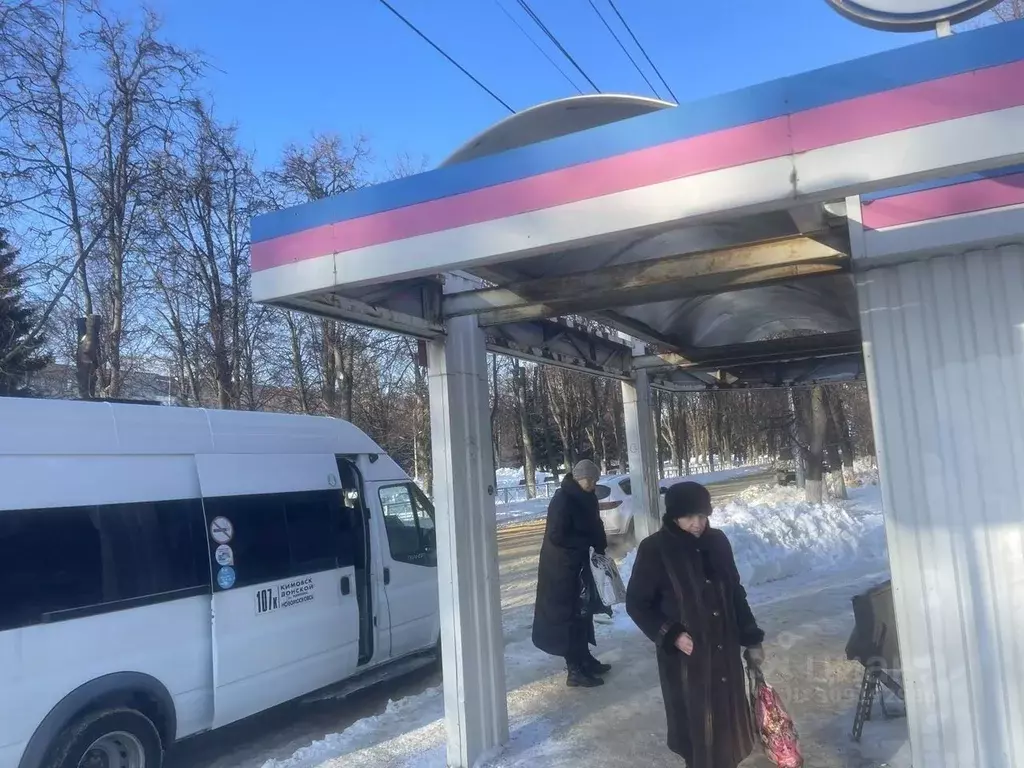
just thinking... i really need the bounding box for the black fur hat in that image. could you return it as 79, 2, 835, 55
663, 481, 713, 525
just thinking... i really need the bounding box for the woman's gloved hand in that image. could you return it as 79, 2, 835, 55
744, 645, 765, 667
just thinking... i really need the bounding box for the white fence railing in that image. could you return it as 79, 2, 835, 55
494, 457, 771, 506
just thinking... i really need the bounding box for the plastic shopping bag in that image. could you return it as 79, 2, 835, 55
590, 549, 627, 607
749, 667, 804, 768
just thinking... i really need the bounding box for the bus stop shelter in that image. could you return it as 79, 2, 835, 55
250, 20, 1024, 768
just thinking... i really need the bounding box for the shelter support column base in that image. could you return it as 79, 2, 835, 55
857, 243, 1024, 768
622, 369, 661, 540
427, 312, 509, 767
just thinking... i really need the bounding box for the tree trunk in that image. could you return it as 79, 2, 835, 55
490, 354, 500, 472
343, 344, 355, 423
655, 389, 667, 480
286, 314, 311, 414
663, 395, 682, 477
514, 361, 537, 498
75, 315, 102, 399
827, 389, 855, 468
104, 251, 124, 399
788, 388, 806, 488
680, 398, 691, 475
538, 368, 560, 479
545, 371, 576, 469
806, 386, 827, 503
707, 413, 717, 473
613, 388, 628, 474
411, 341, 431, 496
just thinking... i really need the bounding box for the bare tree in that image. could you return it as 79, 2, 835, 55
1, 0, 107, 395
150, 106, 260, 408
82, 4, 201, 398
1, 1, 201, 398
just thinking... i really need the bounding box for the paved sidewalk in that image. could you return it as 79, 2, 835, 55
259, 565, 911, 768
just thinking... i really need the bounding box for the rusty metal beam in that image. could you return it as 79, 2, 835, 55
272, 293, 445, 339
635, 330, 861, 371
443, 236, 849, 326
483, 318, 635, 379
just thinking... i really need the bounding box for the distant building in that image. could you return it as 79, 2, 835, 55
24, 363, 182, 406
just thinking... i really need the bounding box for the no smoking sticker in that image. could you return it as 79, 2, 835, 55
209, 516, 234, 544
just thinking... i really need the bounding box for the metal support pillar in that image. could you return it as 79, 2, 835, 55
427, 283, 509, 767
857, 244, 1024, 768
622, 368, 661, 540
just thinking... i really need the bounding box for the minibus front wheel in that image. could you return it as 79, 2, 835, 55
44, 708, 162, 768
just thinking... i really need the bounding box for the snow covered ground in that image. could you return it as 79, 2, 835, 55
236, 475, 907, 768
495, 464, 769, 528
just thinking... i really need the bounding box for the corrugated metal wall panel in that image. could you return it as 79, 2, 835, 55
857, 243, 1024, 768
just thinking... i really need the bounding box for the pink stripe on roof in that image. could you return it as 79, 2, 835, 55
251, 116, 794, 272
790, 59, 1024, 153
862, 172, 1024, 229
252, 60, 1024, 272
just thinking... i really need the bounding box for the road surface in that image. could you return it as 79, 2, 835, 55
167, 470, 774, 768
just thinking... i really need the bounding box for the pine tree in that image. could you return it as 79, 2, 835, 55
0, 230, 50, 396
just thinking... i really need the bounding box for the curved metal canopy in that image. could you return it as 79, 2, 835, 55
442, 94, 675, 167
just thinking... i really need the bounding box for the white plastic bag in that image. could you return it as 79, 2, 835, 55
590, 549, 627, 607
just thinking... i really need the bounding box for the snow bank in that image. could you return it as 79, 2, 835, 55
618, 482, 886, 590
259, 687, 443, 768
715, 484, 887, 586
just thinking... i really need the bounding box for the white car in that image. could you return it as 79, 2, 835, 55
596, 474, 667, 541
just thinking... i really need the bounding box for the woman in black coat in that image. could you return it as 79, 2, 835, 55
532, 460, 611, 687
626, 481, 765, 768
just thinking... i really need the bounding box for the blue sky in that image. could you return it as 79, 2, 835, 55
108, 0, 933, 171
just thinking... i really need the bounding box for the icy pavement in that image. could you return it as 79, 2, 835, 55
243, 481, 909, 768
256, 564, 907, 768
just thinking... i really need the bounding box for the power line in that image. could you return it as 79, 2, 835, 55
514, 0, 601, 92
376, 0, 515, 114
494, 0, 583, 95
585, 0, 661, 99
605, 0, 678, 103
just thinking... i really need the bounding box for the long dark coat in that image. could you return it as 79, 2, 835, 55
626, 523, 764, 768
532, 475, 608, 657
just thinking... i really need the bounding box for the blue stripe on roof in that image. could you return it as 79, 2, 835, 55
252, 19, 1024, 243
862, 163, 1024, 201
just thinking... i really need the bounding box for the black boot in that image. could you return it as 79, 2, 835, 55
566, 663, 604, 688
583, 655, 612, 676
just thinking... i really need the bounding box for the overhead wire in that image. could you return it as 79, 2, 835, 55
605, 0, 678, 103
375, 0, 515, 113
514, 0, 602, 92
585, 0, 661, 99
493, 0, 584, 94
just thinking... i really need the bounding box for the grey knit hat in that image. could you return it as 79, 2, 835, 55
572, 459, 600, 484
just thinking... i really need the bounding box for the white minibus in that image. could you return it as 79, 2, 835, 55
0, 398, 440, 768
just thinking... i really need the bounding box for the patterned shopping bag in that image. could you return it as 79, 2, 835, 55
748, 666, 804, 768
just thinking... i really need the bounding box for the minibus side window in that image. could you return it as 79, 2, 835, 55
0, 498, 208, 632
203, 488, 355, 590
379, 484, 436, 567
